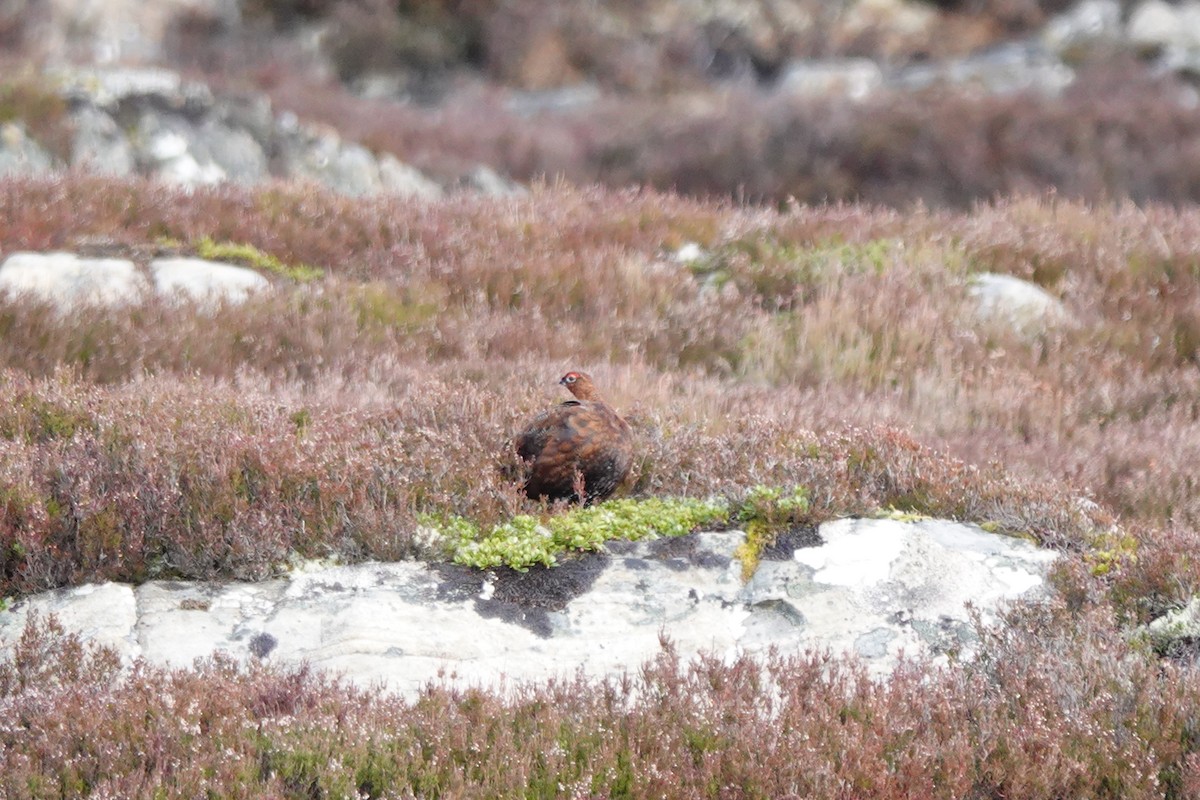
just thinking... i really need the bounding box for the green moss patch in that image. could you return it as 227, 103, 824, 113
440, 497, 730, 571
733, 485, 811, 579
194, 237, 324, 283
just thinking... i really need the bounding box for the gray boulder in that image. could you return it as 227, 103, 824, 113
777, 59, 884, 101
968, 272, 1070, 336
0, 251, 148, 307
1127, 0, 1200, 54
457, 165, 528, 197
379, 153, 446, 200
281, 128, 389, 197
134, 112, 227, 186
1126, 0, 1200, 74
0, 123, 54, 177
1145, 597, 1200, 659
0, 251, 270, 310
896, 43, 1075, 96
70, 106, 135, 175
53, 67, 458, 198
1043, 0, 1124, 59
149, 258, 270, 306
0, 517, 1057, 697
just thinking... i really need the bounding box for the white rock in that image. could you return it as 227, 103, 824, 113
149, 258, 270, 306
1127, 0, 1200, 52
378, 154, 445, 200
0, 518, 1057, 697
0, 123, 54, 176
0, 582, 139, 659
968, 272, 1070, 335
70, 107, 135, 175
1043, 0, 1123, 55
778, 59, 884, 101
1145, 596, 1200, 656
458, 165, 528, 197
0, 251, 148, 308
145, 129, 226, 187
672, 242, 707, 264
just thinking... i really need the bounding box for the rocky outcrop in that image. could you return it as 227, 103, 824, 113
46, 67, 455, 198
0, 251, 270, 309
0, 66, 514, 198
0, 517, 1057, 698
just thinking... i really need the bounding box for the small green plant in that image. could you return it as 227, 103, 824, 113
0, 395, 95, 443
290, 408, 312, 437
194, 237, 324, 283
441, 497, 730, 571
877, 506, 931, 523
1086, 529, 1140, 577
734, 485, 811, 579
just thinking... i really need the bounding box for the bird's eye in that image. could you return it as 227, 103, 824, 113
565, 375, 576, 383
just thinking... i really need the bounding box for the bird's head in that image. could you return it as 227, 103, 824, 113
559, 371, 599, 401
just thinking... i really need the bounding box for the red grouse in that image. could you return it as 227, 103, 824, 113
512, 371, 633, 504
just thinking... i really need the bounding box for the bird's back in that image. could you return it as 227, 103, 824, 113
515, 398, 632, 503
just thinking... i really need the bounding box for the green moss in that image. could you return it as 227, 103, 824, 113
877, 506, 931, 523
193, 237, 324, 283
732, 485, 811, 579
694, 234, 900, 307
290, 408, 312, 437
1086, 530, 1140, 577
440, 497, 730, 571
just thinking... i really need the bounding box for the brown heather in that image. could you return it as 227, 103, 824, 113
4, 174, 1200, 795
256, 58, 1200, 210
4, 605, 1200, 799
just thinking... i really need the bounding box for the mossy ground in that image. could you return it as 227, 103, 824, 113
441, 497, 730, 571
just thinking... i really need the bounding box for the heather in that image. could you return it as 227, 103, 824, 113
6, 173, 1200, 795
257, 58, 1200, 209
4, 606, 1200, 799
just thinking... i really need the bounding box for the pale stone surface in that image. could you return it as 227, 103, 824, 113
0, 123, 54, 176
0, 251, 148, 307
1145, 597, 1200, 658
149, 258, 269, 305
70, 106, 135, 174
0, 252, 270, 309
39, 0, 239, 64
378, 154, 445, 200
457, 165, 528, 197
1043, 0, 1123, 56
0, 518, 1057, 698
778, 59, 884, 101
968, 272, 1070, 335
1128, 0, 1200, 53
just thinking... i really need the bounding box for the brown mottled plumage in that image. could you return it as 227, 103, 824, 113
512, 371, 633, 504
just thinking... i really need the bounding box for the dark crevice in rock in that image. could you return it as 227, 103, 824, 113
474, 601, 554, 638
759, 524, 822, 561
487, 553, 608, 611
430, 563, 486, 602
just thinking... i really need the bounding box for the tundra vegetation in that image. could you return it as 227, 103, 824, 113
1, 172, 1200, 797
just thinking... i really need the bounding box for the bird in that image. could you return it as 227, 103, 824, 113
511, 371, 634, 505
